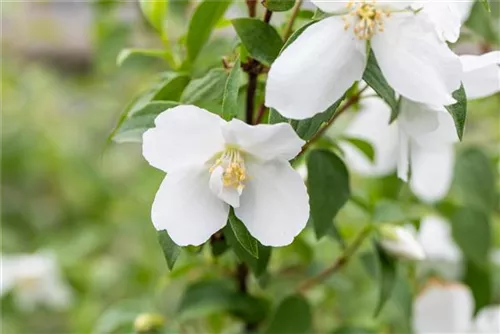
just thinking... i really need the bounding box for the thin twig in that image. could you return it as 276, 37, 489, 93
283, 0, 303, 41
246, 0, 257, 17
297, 85, 368, 157
246, 69, 258, 124
297, 225, 373, 294
264, 9, 273, 23
254, 103, 268, 124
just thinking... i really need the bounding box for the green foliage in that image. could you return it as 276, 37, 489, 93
263, 0, 296, 12
187, 0, 232, 63
340, 137, 375, 163
180, 68, 227, 105
307, 150, 350, 239
116, 48, 173, 67
139, 0, 168, 33
445, 84, 467, 140
373, 243, 398, 317
265, 295, 312, 334
228, 210, 259, 258
232, 18, 283, 65
158, 230, 181, 270
222, 58, 242, 120
464, 260, 492, 313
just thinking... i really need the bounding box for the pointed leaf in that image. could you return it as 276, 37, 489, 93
265, 295, 312, 334
263, 0, 295, 12
181, 68, 228, 105
158, 230, 181, 270
139, 0, 168, 32
228, 210, 259, 258
374, 242, 397, 317
222, 58, 242, 120
444, 83, 467, 140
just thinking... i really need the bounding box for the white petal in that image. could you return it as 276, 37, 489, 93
420, 2, 462, 42
142, 105, 225, 173
151, 167, 229, 246
209, 166, 240, 207
455, 0, 475, 23
397, 126, 410, 182
417, 216, 461, 263
461, 52, 500, 100
473, 305, 500, 333
340, 97, 398, 176
372, 14, 461, 106
221, 119, 304, 161
398, 99, 441, 139
310, 0, 348, 13
410, 144, 455, 203
413, 282, 474, 333
265, 16, 366, 119
234, 161, 309, 246
380, 225, 426, 261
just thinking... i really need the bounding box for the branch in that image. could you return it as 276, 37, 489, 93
297, 225, 373, 294
246, 68, 258, 124
246, 0, 257, 17
283, 0, 303, 41
254, 103, 268, 124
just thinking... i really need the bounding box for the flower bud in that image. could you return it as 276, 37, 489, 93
379, 224, 426, 261
134, 313, 165, 334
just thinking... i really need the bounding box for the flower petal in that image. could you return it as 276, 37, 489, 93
371, 14, 461, 106
221, 118, 304, 161
152, 167, 229, 246
473, 305, 500, 333
340, 97, 398, 176
413, 282, 474, 334
310, 0, 348, 13
460, 52, 500, 100
142, 105, 225, 173
418, 216, 461, 263
420, 2, 462, 42
209, 166, 241, 208
234, 160, 309, 246
397, 127, 410, 182
266, 16, 366, 119
410, 143, 455, 203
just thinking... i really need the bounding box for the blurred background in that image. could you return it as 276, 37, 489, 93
1, 1, 499, 333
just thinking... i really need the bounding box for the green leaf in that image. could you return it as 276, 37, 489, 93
453, 147, 496, 213
93, 300, 147, 334
312, 8, 329, 20
363, 51, 399, 121
232, 18, 283, 65
157, 230, 181, 270
307, 150, 350, 239
340, 137, 375, 162
444, 84, 467, 140
465, 1, 499, 44
480, 0, 491, 12
451, 207, 491, 268
374, 242, 397, 317
228, 210, 259, 258
181, 68, 228, 105
372, 200, 406, 224
282, 21, 317, 50
113, 101, 178, 143
178, 279, 269, 323
464, 259, 492, 314
224, 223, 271, 277
153, 74, 191, 101
187, 0, 232, 63
263, 0, 295, 12
139, 0, 168, 32
222, 58, 242, 120
116, 48, 173, 67
265, 295, 312, 334
332, 327, 377, 334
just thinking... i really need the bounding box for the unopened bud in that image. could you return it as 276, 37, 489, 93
134, 313, 165, 333
379, 224, 426, 261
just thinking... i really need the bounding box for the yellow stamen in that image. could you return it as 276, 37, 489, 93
342, 0, 389, 40
210, 148, 247, 191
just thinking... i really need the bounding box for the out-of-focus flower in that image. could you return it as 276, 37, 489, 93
413, 280, 500, 333
461, 52, 500, 100
266, 0, 461, 119
142, 105, 309, 247
1, 252, 73, 311
134, 313, 165, 333
379, 224, 426, 261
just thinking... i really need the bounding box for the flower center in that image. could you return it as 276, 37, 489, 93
209, 148, 247, 192
343, 0, 389, 40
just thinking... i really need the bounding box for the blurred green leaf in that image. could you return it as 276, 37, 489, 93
222, 58, 242, 120
363, 51, 398, 121
445, 84, 467, 140
265, 295, 312, 334
451, 207, 491, 268
116, 48, 174, 67
112, 101, 178, 143
153, 74, 191, 101
307, 150, 350, 239
453, 147, 496, 213
340, 137, 375, 163
187, 0, 232, 63
93, 300, 147, 334
181, 68, 228, 105
232, 18, 283, 65
312, 8, 329, 20
178, 280, 269, 323
157, 230, 181, 270
332, 327, 377, 334
228, 210, 259, 259
263, 0, 295, 12
139, 0, 168, 33
464, 259, 492, 314
466, 1, 499, 44
372, 200, 406, 224
480, 0, 491, 12
374, 242, 397, 317
224, 223, 271, 277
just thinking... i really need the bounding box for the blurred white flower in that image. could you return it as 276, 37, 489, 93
379, 224, 426, 261
461, 51, 500, 100
266, 0, 461, 119
1, 252, 72, 311
413, 280, 500, 333
142, 105, 309, 247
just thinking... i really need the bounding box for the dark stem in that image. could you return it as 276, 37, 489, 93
246, 68, 258, 124
236, 263, 249, 293
254, 103, 268, 124
263, 9, 273, 23
246, 0, 257, 17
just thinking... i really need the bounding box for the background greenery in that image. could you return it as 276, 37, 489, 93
2, 1, 499, 333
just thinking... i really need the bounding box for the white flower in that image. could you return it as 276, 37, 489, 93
1, 252, 73, 311
379, 224, 426, 261
461, 51, 500, 100
266, 0, 461, 119
413, 280, 500, 333
142, 105, 309, 247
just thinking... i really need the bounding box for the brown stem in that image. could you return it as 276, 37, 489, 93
297, 225, 373, 294
254, 103, 268, 124
297, 86, 368, 157
264, 9, 273, 23
283, 0, 303, 41
246, 0, 257, 17
246, 69, 258, 124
